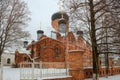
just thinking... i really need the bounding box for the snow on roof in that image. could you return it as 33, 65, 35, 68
85, 74, 120, 80
17, 48, 30, 54
4, 50, 14, 53
84, 66, 93, 69
68, 50, 84, 53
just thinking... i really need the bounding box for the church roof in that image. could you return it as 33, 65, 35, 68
51, 12, 69, 21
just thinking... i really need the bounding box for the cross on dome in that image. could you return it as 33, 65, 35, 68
58, 0, 64, 12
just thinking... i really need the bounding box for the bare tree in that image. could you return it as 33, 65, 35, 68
0, 0, 30, 61
95, 0, 120, 76
63, 0, 120, 80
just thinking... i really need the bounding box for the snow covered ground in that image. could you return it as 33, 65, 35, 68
85, 75, 120, 80
3, 67, 20, 80
1, 67, 120, 80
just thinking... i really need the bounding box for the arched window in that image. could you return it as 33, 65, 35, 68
7, 58, 11, 64
55, 48, 59, 57
86, 72, 88, 76
38, 47, 41, 58
24, 57, 27, 61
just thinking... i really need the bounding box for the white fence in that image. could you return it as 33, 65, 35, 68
20, 62, 69, 80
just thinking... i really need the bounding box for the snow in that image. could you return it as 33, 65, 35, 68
17, 48, 31, 54
85, 75, 120, 80
2, 67, 20, 80
68, 50, 84, 53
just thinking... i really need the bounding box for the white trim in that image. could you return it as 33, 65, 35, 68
69, 50, 84, 53
40, 75, 72, 79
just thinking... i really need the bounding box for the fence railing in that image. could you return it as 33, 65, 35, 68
20, 62, 69, 80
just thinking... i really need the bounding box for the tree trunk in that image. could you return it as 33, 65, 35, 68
105, 26, 109, 78
0, 50, 2, 62
89, 0, 99, 80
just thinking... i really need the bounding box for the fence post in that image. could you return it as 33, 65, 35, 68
32, 61, 34, 80
20, 63, 21, 80
66, 62, 69, 76
40, 61, 42, 78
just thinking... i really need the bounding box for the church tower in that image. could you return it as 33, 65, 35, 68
51, 12, 69, 34
51, 0, 69, 34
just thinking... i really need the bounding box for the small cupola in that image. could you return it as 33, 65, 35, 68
76, 31, 83, 36
37, 30, 44, 40
23, 41, 28, 48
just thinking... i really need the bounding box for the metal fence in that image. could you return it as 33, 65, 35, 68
20, 62, 69, 80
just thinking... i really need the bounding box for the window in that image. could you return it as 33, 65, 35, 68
51, 31, 57, 39
86, 72, 88, 76
38, 47, 41, 58
55, 48, 59, 57
90, 72, 92, 75
100, 60, 101, 65
7, 58, 11, 64
100, 71, 101, 75
24, 57, 27, 61
59, 23, 66, 33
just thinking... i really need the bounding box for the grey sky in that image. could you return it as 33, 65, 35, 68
24, 0, 59, 41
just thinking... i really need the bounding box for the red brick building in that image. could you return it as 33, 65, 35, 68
15, 12, 93, 80
15, 32, 92, 79
15, 12, 120, 80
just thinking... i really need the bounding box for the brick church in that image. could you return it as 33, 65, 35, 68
15, 12, 92, 79
14, 11, 120, 80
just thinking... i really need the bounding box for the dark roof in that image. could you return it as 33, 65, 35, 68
51, 12, 69, 21
76, 31, 83, 35
37, 30, 44, 34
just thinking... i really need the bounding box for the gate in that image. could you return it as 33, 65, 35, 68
20, 62, 69, 80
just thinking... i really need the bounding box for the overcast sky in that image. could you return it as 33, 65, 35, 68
24, 0, 59, 41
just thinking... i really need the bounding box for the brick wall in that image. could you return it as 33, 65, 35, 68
84, 57, 120, 79
34, 37, 66, 62
84, 67, 120, 78
68, 51, 84, 80
15, 50, 30, 65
